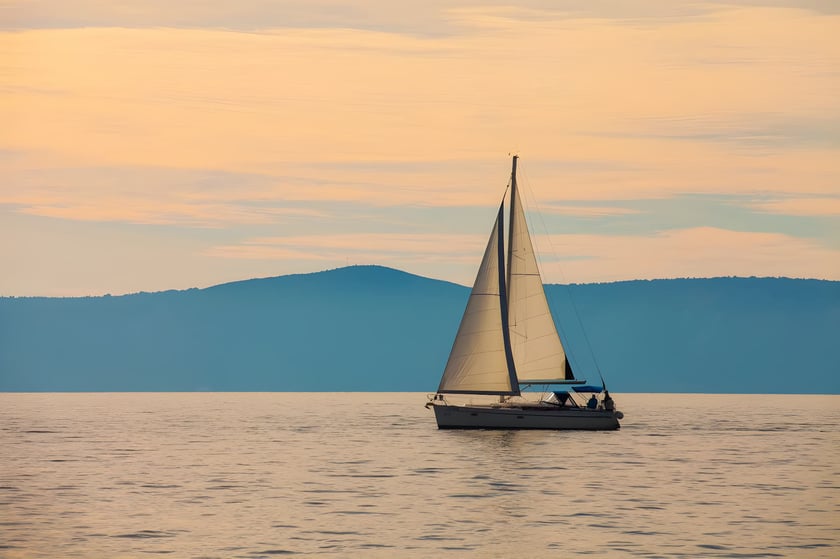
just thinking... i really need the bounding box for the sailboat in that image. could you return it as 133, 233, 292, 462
426, 156, 623, 430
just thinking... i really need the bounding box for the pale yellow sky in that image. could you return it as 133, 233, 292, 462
1, 1, 838, 295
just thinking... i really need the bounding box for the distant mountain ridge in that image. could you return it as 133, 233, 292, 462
1, 265, 837, 393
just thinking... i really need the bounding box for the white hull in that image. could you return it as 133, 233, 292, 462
430, 403, 620, 430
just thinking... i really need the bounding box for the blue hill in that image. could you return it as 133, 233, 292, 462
0, 266, 837, 393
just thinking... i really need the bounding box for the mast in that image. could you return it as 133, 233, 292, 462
497, 196, 519, 396
506, 155, 518, 297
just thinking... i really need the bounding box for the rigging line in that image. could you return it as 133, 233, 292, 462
517, 160, 605, 380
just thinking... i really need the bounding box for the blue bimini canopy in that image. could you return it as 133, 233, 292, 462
572, 385, 604, 393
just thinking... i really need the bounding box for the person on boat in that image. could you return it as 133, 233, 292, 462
603, 390, 615, 412
587, 394, 598, 409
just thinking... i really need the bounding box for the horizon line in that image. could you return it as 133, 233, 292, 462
1, 264, 836, 299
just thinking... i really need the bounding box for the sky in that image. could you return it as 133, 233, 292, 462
1, 0, 839, 296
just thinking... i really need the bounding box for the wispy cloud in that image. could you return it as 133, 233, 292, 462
538, 204, 642, 217
0, 164, 333, 226
16, 202, 328, 227
747, 197, 840, 217
609, 114, 840, 152
205, 233, 484, 263
538, 227, 840, 283
5, 1, 836, 33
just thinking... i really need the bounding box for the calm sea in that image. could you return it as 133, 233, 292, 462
1, 393, 838, 558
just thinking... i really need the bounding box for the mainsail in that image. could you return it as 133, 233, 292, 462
506, 158, 575, 382
437, 203, 519, 395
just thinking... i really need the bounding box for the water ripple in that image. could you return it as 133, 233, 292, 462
0, 393, 837, 558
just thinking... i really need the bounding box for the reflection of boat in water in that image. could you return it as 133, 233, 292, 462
426, 156, 623, 430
